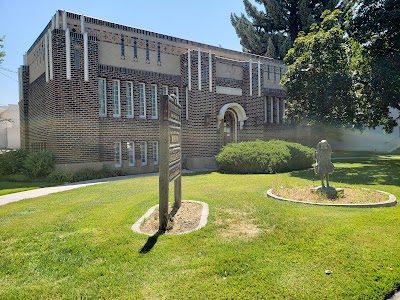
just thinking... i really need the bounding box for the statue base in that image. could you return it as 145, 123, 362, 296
310, 186, 344, 200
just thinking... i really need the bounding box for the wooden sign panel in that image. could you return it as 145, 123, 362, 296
159, 94, 182, 231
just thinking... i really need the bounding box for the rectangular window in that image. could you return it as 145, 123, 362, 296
202, 64, 207, 83
162, 85, 168, 95
139, 83, 146, 118
151, 84, 158, 119
127, 142, 135, 166
112, 79, 121, 117
152, 141, 159, 165
114, 142, 122, 168
173, 86, 179, 103
273, 66, 277, 83
140, 141, 147, 166
264, 97, 268, 123
74, 47, 80, 70
98, 78, 107, 116
126, 81, 133, 117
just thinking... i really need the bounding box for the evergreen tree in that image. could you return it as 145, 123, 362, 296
231, 0, 338, 59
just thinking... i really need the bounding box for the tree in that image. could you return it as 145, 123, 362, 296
231, 0, 338, 59
346, 0, 400, 130
281, 10, 365, 129
282, 8, 399, 132
0, 36, 5, 65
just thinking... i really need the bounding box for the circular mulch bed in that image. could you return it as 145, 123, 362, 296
131, 200, 209, 235
266, 187, 397, 208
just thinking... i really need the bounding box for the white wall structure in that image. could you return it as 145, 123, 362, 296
0, 104, 21, 149
330, 108, 400, 153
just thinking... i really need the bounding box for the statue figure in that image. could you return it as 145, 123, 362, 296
315, 140, 334, 188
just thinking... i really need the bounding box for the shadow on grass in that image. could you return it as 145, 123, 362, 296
139, 230, 164, 254
290, 158, 400, 186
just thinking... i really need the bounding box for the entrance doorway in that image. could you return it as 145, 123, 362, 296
223, 109, 237, 145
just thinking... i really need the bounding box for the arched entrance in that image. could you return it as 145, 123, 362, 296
217, 103, 248, 145
223, 109, 237, 145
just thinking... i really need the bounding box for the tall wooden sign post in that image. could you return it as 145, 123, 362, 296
159, 94, 182, 231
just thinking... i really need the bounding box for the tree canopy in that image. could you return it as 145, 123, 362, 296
347, 0, 400, 128
231, 0, 338, 59
282, 5, 400, 132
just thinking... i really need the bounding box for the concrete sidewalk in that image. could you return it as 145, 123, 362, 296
0, 173, 157, 206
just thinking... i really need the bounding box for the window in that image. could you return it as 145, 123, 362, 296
173, 87, 179, 103
126, 81, 133, 117
139, 83, 146, 118
151, 84, 158, 118
202, 64, 207, 83
127, 142, 135, 166
74, 45, 80, 70
112, 80, 121, 117
114, 142, 122, 167
98, 78, 107, 116
152, 141, 159, 165
140, 141, 147, 166
162, 85, 168, 95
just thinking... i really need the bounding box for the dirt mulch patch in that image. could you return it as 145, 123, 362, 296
140, 201, 203, 235
273, 187, 388, 204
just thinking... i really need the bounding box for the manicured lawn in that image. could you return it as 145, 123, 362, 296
0, 157, 399, 299
0, 181, 56, 196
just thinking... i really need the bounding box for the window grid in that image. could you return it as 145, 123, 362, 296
173, 87, 179, 103
139, 83, 146, 118
152, 141, 159, 165
114, 142, 122, 167
162, 85, 168, 95
126, 81, 133, 117
140, 141, 147, 166
98, 78, 107, 116
127, 142, 135, 166
151, 84, 158, 118
112, 80, 121, 117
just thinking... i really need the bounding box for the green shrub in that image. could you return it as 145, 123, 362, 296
216, 140, 314, 174
23, 151, 55, 178
48, 166, 125, 184
47, 170, 75, 183
0, 149, 29, 175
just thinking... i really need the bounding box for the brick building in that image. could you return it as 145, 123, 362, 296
19, 10, 312, 173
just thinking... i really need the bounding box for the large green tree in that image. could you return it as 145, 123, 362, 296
282, 7, 399, 132
231, 0, 338, 59
346, 0, 400, 130
281, 10, 365, 129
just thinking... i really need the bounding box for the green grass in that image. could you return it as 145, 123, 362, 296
0, 157, 400, 299
0, 181, 56, 196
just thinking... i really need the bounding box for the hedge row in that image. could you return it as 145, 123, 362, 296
216, 140, 314, 174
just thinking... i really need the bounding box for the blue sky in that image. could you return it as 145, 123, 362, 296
0, 0, 248, 106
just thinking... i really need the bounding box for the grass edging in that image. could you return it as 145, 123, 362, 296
266, 188, 397, 208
